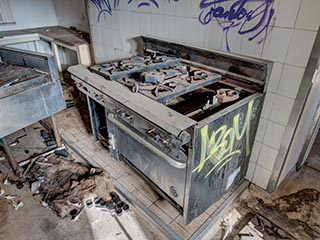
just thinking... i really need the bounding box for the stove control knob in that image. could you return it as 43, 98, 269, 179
170, 186, 178, 198
95, 94, 103, 101
179, 131, 191, 145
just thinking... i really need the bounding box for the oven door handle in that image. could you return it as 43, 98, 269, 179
107, 114, 187, 169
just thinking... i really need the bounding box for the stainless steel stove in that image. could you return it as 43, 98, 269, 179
68, 37, 272, 224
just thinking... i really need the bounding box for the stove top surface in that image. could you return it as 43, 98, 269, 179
90, 53, 221, 103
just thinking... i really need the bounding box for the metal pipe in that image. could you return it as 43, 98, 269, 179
1, 137, 18, 173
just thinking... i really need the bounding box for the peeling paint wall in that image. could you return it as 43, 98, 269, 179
52, 0, 89, 32
0, 0, 57, 31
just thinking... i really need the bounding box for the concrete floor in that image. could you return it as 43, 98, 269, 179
0, 125, 167, 240
1, 111, 319, 240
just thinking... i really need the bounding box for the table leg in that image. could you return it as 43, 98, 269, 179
51, 115, 62, 147
1, 137, 18, 173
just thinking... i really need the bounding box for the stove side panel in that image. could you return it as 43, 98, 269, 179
184, 94, 262, 224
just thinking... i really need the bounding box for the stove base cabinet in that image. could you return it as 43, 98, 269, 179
106, 93, 262, 224
68, 36, 272, 224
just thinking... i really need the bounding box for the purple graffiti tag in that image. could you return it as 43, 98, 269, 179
91, 0, 180, 22
90, 0, 115, 21
198, 0, 276, 52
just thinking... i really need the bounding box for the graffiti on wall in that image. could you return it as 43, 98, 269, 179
192, 99, 254, 178
90, 0, 276, 52
199, 0, 276, 52
91, 0, 179, 22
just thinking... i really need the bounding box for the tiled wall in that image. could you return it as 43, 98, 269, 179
87, 0, 320, 190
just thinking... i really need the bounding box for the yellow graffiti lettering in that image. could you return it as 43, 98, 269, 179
193, 100, 254, 178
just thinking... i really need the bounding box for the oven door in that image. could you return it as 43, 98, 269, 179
107, 114, 187, 207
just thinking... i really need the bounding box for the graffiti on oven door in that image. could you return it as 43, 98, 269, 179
193, 99, 254, 178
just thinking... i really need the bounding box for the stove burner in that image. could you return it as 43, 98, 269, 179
216, 89, 240, 103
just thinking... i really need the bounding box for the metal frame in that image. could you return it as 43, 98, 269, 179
267, 28, 320, 192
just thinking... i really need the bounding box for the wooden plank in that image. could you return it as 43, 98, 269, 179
51, 115, 61, 147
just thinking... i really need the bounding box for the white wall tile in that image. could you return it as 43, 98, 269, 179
274, 0, 301, 28
295, 0, 320, 31
263, 121, 286, 150
176, 1, 191, 18
277, 65, 305, 98
128, 12, 140, 34
261, 92, 276, 119
257, 145, 278, 171
162, 0, 176, 16
162, 16, 175, 40
118, 11, 129, 33
122, 33, 138, 53
150, 14, 163, 37
103, 46, 116, 61
285, 30, 317, 68
175, 17, 189, 43
113, 30, 123, 50
240, 36, 263, 58
249, 141, 262, 164
101, 28, 114, 49
190, 1, 199, 18
253, 165, 272, 189
267, 63, 283, 93
188, 19, 205, 47
111, 11, 122, 31
140, 13, 151, 35
245, 162, 256, 181
204, 21, 223, 50
270, 95, 295, 126
221, 28, 242, 53
262, 27, 293, 62
255, 118, 268, 142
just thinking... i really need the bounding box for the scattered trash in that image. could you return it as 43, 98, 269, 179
3, 195, 16, 200
12, 201, 24, 210
16, 182, 24, 189
31, 177, 44, 194
41, 129, 57, 147
0, 156, 5, 161
45, 140, 56, 147
54, 150, 69, 158
222, 218, 233, 240
19, 151, 113, 219
111, 192, 124, 208
0, 188, 5, 196
68, 197, 82, 208
41, 130, 52, 141
9, 140, 19, 147
3, 175, 12, 185
70, 209, 78, 218
71, 207, 85, 221
122, 203, 129, 212
86, 199, 93, 208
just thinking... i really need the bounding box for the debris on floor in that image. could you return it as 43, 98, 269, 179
17, 151, 113, 219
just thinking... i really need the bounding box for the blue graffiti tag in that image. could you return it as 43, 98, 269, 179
91, 0, 179, 22
198, 0, 276, 51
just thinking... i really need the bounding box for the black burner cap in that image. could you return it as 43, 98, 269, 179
115, 207, 123, 216
70, 209, 78, 217
122, 204, 129, 212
